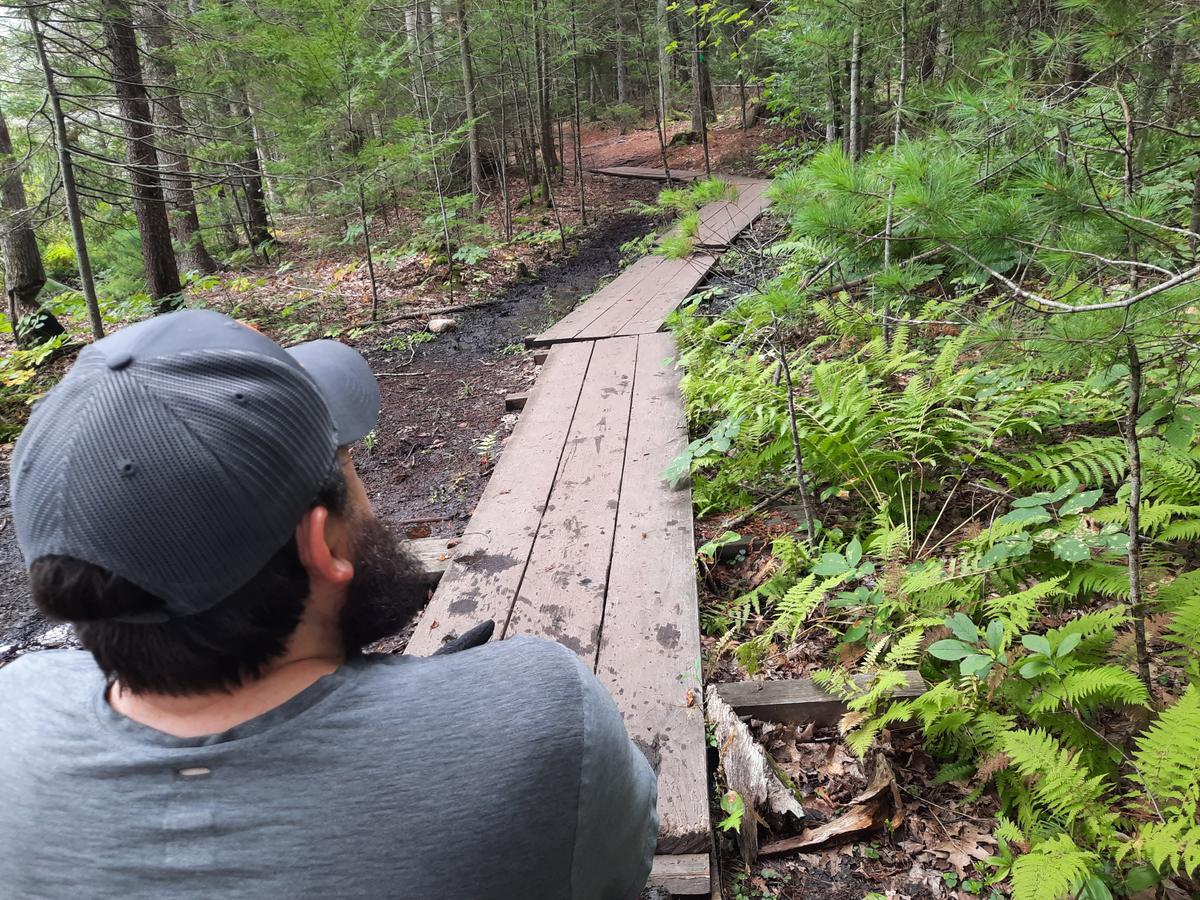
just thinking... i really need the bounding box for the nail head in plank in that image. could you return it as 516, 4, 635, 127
647, 854, 711, 894
405, 342, 594, 656
504, 336, 638, 659
598, 331, 710, 855
711, 670, 927, 726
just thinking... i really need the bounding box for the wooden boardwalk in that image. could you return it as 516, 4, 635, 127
588, 165, 710, 182
529, 177, 770, 348
405, 175, 771, 894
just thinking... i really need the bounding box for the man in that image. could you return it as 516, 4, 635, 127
0, 310, 657, 898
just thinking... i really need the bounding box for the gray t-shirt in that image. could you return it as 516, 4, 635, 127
0, 637, 658, 899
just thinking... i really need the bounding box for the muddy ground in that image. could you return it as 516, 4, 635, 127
0, 210, 657, 663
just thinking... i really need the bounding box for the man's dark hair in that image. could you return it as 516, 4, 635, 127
30, 469, 348, 697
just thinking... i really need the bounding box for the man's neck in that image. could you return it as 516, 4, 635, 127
108, 609, 345, 739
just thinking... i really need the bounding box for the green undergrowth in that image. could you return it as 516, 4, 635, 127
672, 187, 1200, 896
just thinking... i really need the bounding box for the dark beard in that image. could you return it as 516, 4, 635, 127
339, 515, 428, 653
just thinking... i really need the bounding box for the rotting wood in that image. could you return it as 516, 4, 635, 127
647, 853, 710, 894
706, 689, 805, 865
504, 392, 528, 411
712, 670, 926, 727
597, 332, 710, 855
758, 754, 903, 857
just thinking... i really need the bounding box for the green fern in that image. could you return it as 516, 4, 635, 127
1001, 729, 1110, 830
1010, 834, 1098, 900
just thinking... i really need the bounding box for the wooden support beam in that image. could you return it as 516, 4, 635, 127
532, 348, 549, 365
648, 854, 710, 894
711, 671, 926, 727
504, 392, 528, 411
401, 536, 460, 585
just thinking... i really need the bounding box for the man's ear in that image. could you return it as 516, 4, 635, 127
295, 506, 354, 587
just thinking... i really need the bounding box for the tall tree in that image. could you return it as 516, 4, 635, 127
139, 0, 219, 275
101, 0, 183, 310
0, 100, 63, 348
455, 0, 482, 211
27, 5, 103, 341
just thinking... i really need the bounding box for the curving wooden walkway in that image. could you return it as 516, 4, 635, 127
406, 169, 771, 894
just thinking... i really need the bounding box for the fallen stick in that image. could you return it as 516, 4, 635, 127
361, 298, 502, 328
375, 371, 428, 377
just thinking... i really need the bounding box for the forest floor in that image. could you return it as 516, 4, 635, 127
0, 117, 775, 660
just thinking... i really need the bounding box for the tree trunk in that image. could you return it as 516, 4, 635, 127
29, 8, 102, 339
139, 0, 218, 275
230, 95, 272, 248
656, 0, 671, 120
101, 0, 182, 311
455, 0, 482, 211
847, 25, 862, 159
0, 100, 63, 347
534, 1, 558, 187
933, 0, 955, 83
614, 2, 629, 106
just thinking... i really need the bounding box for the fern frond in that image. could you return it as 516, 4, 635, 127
1132, 684, 1200, 803
1010, 833, 1097, 900
1028, 666, 1149, 715
1002, 729, 1109, 827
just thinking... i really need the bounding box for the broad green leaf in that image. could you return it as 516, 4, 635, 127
1058, 490, 1103, 516
997, 507, 1052, 527
1052, 536, 1091, 563
1056, 632, 1081, 657
813, 553, 850, 577
1021, 633, 1053, 657
985, 620, 1005, 653
946, 612, 979, 642
960, 654, 993, 678
929, 639, 975, 661
1020, 658, 1053, 678
845, 537, 863, 568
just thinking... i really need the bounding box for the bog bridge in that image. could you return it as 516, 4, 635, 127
406, 167, 771, 894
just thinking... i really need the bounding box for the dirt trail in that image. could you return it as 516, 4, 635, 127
0, 211, 655, 663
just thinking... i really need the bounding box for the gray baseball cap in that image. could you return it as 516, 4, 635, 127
10, 309, 381, 619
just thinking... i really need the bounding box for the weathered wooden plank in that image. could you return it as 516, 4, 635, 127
532, 349, 549, 365
597, 331, 710, 855
405, 342, 594, 656
616, 254, 717, 336
588, 165, 709, 183
504, 392, 528, 411
530, 255, 667, 346
695, 180, 770, 248
712, 670, 927, 726
504, 336, 637, 659
571, 254, 708, 340
647, 854, 710, 894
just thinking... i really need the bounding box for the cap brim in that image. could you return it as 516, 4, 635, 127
286, 340, 380, 445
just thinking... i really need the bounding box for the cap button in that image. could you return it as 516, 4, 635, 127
107, 351, 133, 371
